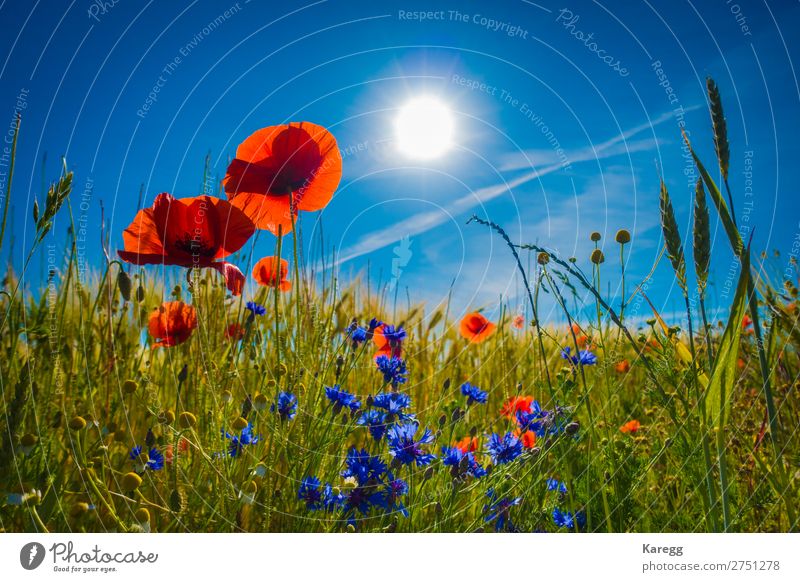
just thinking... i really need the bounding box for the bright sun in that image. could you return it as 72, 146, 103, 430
395, 97, 454, 159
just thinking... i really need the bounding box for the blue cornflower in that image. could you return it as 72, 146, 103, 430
324, 385, 361, 413
380, 324, 407, 345
547, 478, 568, 493
342, 486, 374, 516
375, 355, 408, 385
271, 391, 298, 421
387, 423, 436, 466
368, 318, 383, 331
460, 382, 488, 405
351, 326, 368, 345
483, 489, 522, 532
298, 476, 324, 509
485, 432, 524, 465
245, 301, 266, 316
516, 400, 548, 434
371, 392, 413, 419
341, 448, 387, 485
222, 423, 261, 458
371, 475, 409, 517
321, 483, 344, 512
552, 507, 586, 530
129, 446, 164, 471
560, 346, 597, 366
357, 409, 388, 441
441, 446, 487, 478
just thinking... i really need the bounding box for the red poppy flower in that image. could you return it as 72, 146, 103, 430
513, 430, 537, 449
454, 436, 478, 454
148, 301, 198, 348
500, 396, 534, 419
225, 323, 246, 341
615, 359, 631, 374
620, 419, 641, 434
372, 324, 403, 361
459, 312, 496, 343
223, 122, 341, 235
511, 314, 525, 329
252, 256, 291, 291
118, 193, 253, 296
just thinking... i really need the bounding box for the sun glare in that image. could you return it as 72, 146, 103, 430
395, 97, 454, 159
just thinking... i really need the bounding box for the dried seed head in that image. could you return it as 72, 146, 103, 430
68, 416, 87, 431
70, 502, 90, 518
121, 472, 143, 491
590, 231, 601, 242
615, 229, 631, 244
178, 412, 197, 429
122, 380, 138, 394
158, 409, 175, 425
253, 393, 268, 412
537, 252, 550, 265
590, 249, 605, 264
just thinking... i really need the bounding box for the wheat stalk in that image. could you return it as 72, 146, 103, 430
693, 178, 710, 294
659, 180, 687, 294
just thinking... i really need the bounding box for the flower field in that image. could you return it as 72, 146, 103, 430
1, 79, 798, 534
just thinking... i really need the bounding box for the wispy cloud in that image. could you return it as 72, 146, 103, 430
329, 108, 689, 270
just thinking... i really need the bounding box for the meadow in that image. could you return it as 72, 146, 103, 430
0, 78, 798, 533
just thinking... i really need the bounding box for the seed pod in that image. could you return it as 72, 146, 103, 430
590, 231, 601, 242
136, 284, 145, 303
590, 249, 605, 265
537, 252, 550, 265
122, 380, 138, 394
615, 229, 631, 244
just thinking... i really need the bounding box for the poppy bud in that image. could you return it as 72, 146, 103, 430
169, 488, 184, 513
136, 284, 145, 303
68, 416, 87, 431
232, 416, 248, 431
117, 270, 133, 301
615, 229, 631, 244
121, 472, 143, 491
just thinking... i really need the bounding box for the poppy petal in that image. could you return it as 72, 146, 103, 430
210, 261, 246, 296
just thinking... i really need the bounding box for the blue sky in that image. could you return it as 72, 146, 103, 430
1, 0, 798, 325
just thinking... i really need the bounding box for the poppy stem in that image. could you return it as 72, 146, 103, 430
274, 225, 283, 375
